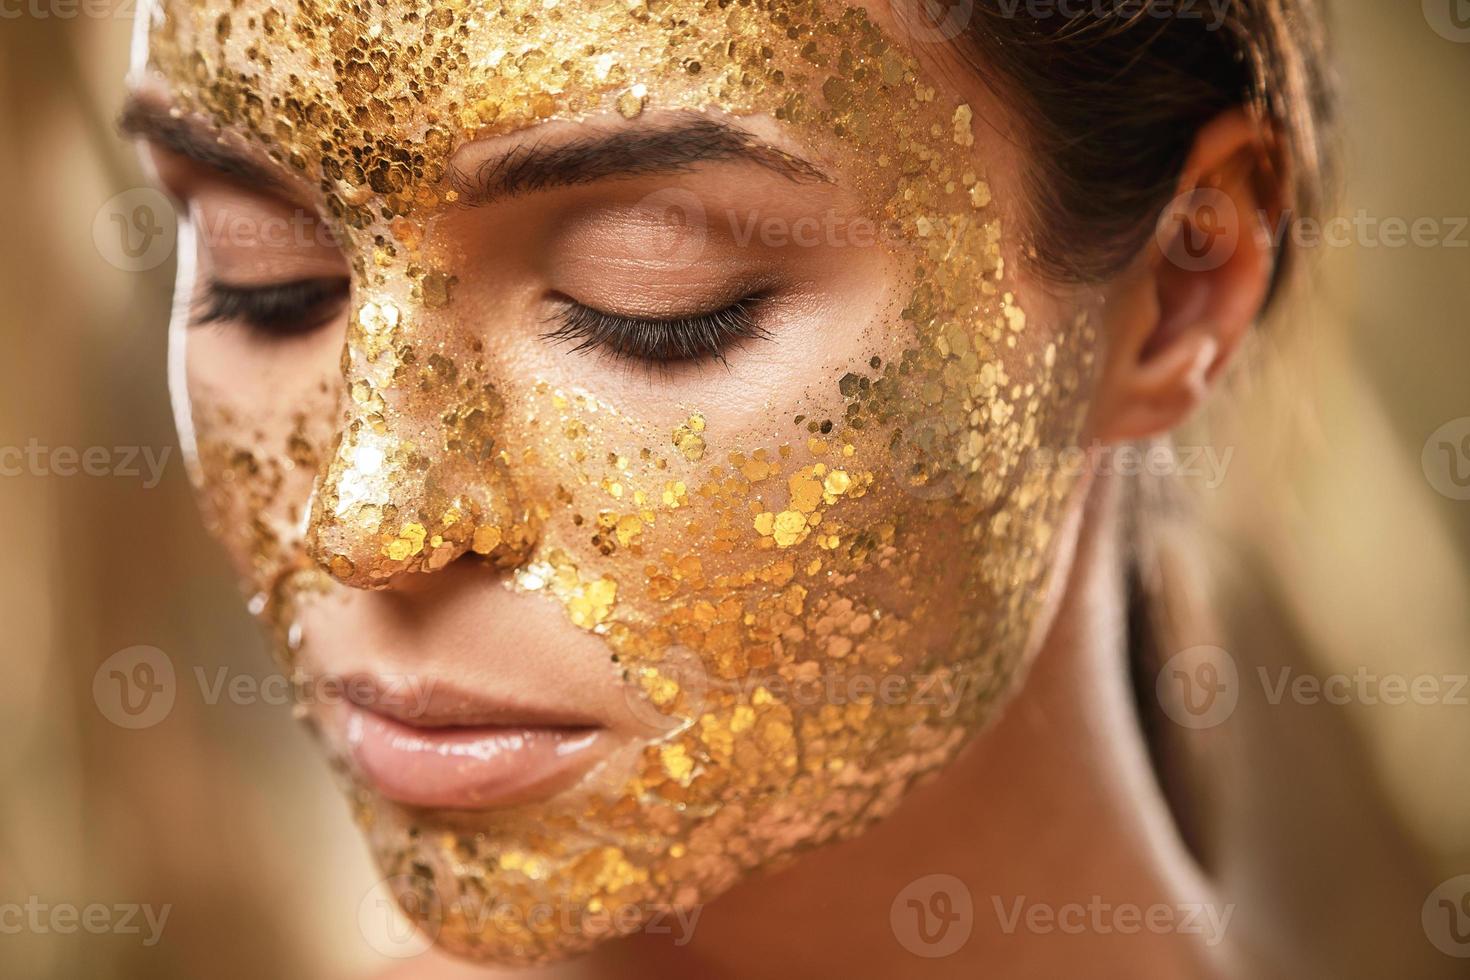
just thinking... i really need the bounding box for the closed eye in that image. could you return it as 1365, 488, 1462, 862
542, 293, 772, 365
193, 278, 350, 339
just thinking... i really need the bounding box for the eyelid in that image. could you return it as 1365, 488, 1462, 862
180, 189, 350, 290
542, 292, 772, 365
194, 277, 350, 339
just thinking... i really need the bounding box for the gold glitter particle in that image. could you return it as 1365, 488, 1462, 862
672, 414, 706, 462
660, 743, 694, 782
953, 103, 975, 147
472, 525, 503, 554
616, 84, 648, 119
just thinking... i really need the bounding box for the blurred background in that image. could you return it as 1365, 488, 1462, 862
0, 2, 1467, 978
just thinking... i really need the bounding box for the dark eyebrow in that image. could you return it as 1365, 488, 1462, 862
120, 98, 827, 205
118, 95, 286, 192
448, 117, 829, 207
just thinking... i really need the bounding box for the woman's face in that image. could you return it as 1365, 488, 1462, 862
136, 0, 1098, 963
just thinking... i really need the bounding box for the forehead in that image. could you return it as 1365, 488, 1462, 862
137, 0, 975, 218
138, 0, 916, 135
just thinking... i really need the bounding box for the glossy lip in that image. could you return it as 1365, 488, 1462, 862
336, 672, 610, 729
327, 674, 613, 810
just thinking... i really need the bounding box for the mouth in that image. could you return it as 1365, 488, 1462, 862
334, 676, 612, 810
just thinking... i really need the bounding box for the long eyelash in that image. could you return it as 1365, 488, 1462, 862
542, 295, 771, 365
194, 278, 349, 336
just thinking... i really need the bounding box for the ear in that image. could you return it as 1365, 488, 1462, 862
1091, 109, 1284, 443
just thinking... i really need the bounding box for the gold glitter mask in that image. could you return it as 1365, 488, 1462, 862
142, 0, 1097, 964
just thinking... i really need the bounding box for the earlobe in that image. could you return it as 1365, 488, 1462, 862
1091, 109, 1282, 445
1099, 328, 1220, 442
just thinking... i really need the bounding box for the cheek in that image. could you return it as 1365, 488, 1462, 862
180, 325, 342, 592
511, 335, 1053, 687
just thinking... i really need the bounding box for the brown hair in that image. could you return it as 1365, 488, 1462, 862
946, 0, 1336, 293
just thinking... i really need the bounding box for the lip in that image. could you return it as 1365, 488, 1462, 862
344, 704, 608, 810
325, 672, 612, 810
335, 672, 609, 730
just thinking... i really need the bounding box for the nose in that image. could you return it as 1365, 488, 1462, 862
306, 298, 540, 589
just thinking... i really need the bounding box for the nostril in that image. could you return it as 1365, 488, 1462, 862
304, 424, 543, 589
306, 491, 541, 588
309, 299, 539, 588
468, 510, 541, 570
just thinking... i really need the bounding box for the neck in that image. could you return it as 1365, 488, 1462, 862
424, 477, 1234, 979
